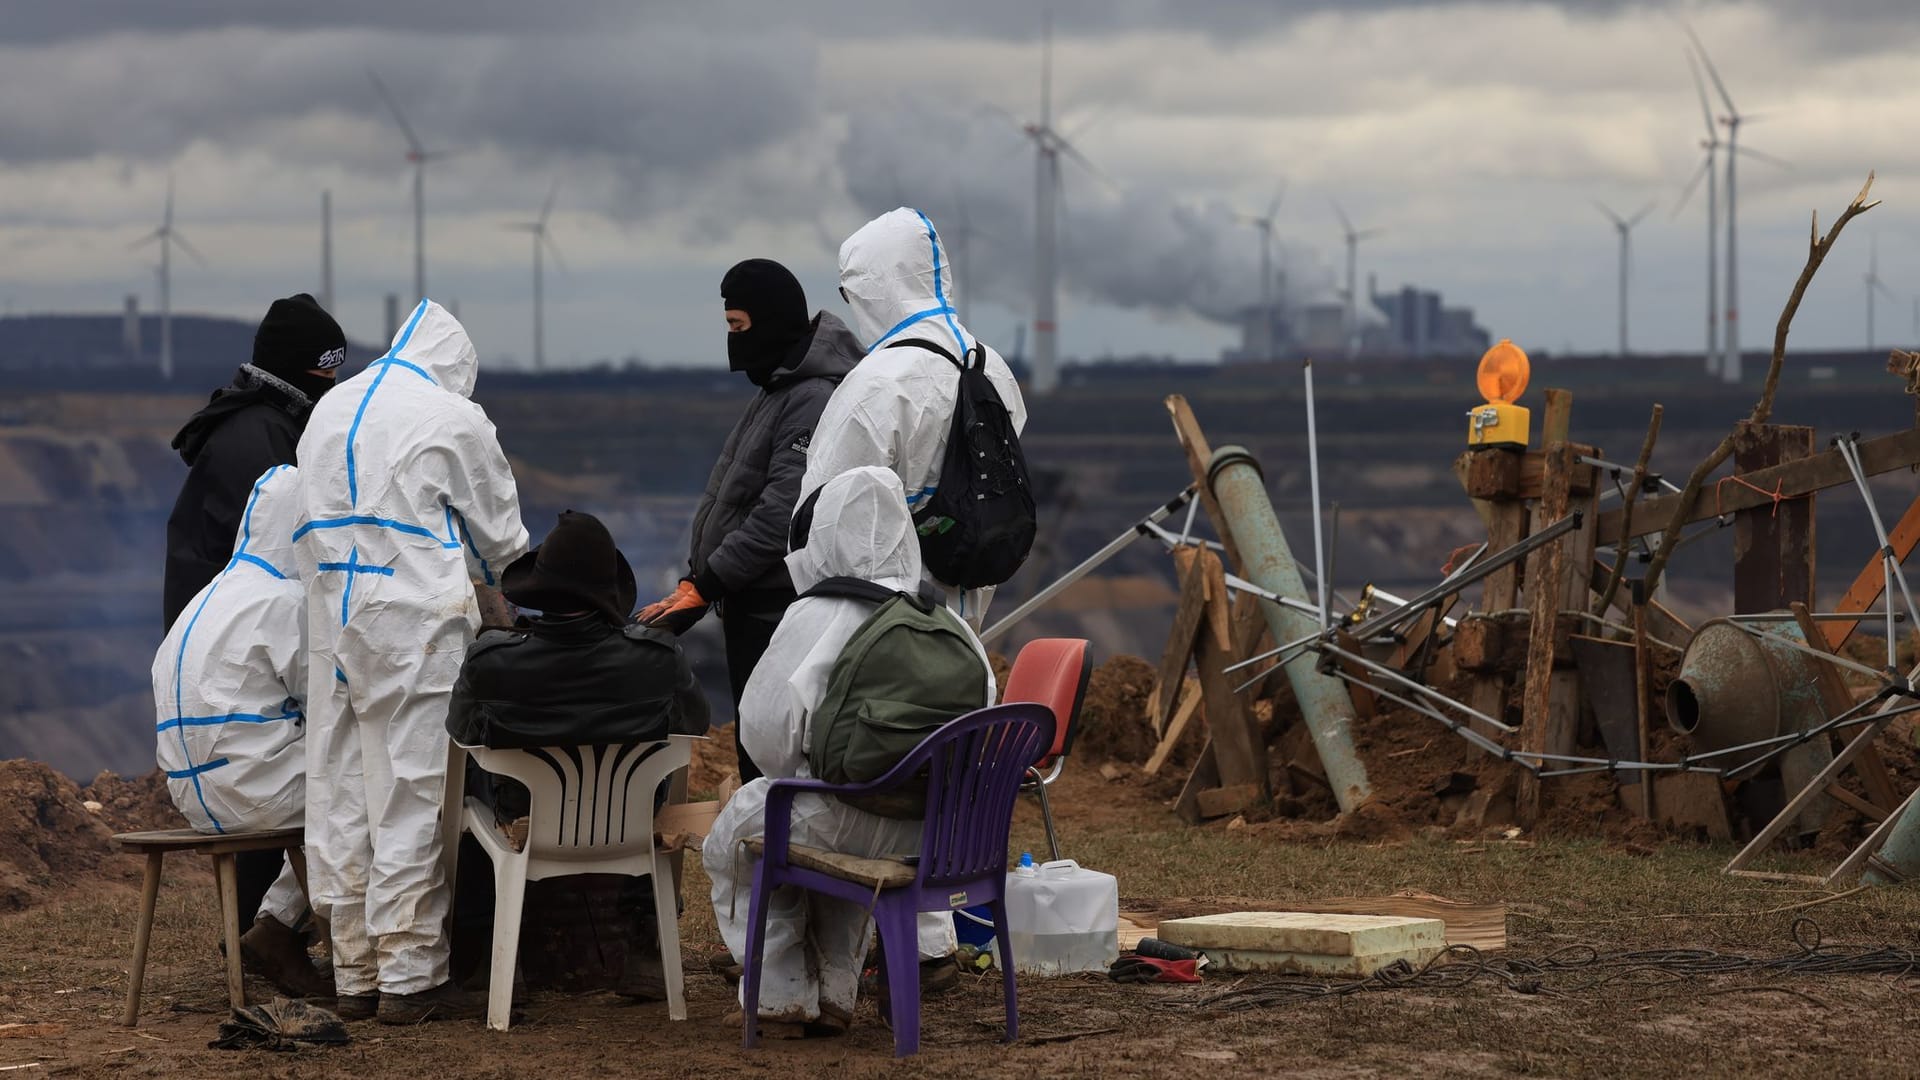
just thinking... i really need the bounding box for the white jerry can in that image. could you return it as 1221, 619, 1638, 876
1003, 859, 1120, 975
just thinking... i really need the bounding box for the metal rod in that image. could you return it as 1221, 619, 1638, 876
1327, 501, 1341, 629
1368, 587, 1461, 630
1839, 436, 1920, 647
981, 487, 1195, 644
1232, 640, 1319, 694
1347, 511, 1583, 641
1330, 669, 1533, 769
1724, 611, 1906, 623
1176, 495, 1200, 545
1225, 626, 1326, 675
1304, 359, 1330, 630
1715, 700, 1920, 780
1725, 712, 1903, 873
1318, 641, 1518, 733
1730, 622, 1903, 684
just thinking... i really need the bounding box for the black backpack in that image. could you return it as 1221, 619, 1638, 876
885, 337, 1036, 589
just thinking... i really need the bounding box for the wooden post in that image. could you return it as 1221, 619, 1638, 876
216, 853, 247, 1010
1458, 447, 1529, 736
1179, 546, 1269, 800
1632, 589, 1654, 819
1731, 422, 1816, 614
122, 851, 165, 1027
1517, 389, 1574, 827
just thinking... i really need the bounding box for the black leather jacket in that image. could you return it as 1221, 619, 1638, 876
446, 613, 710, 749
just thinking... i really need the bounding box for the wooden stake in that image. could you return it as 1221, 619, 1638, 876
1518, 389, 1574, 827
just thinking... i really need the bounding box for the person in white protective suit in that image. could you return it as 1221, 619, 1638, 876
798, 207, 1029, 631
152, 464, 330, 999
705, 466, 996, 1036
293, 300, 529, 1024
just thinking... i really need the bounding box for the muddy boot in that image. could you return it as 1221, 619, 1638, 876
239, 917, 333, 999
333, 994, 379, 1022
376, 981, 488, 1025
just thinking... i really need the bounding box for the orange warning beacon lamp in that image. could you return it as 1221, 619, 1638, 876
1467, 339, 1531, 449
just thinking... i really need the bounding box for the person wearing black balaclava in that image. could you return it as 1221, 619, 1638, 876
159, 291, 346, 989
637, 259, 864, 784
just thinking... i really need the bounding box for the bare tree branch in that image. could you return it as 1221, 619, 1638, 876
1594, 403, 1664, 618
1642, 172, 1880, 595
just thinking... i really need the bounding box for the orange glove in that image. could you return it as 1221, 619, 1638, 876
636, 579, 706, 626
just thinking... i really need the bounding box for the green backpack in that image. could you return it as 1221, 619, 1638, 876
802, 576, 991, 818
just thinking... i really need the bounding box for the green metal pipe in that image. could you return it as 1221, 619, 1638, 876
1207, 445, 1372, 811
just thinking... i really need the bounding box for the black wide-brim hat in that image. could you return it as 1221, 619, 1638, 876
499, 510, 637, 623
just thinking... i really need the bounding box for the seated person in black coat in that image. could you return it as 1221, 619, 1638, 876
445, 510, 709, 998
449, 509, 709, 822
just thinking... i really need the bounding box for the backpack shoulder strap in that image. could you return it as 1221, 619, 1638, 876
884, 337, 962, 370
800, 575, 939, 613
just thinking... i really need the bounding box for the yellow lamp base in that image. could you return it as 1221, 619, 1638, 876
1466, 402, 1530, 449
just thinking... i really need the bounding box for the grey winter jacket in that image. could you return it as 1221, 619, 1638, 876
688, 311, 863, 607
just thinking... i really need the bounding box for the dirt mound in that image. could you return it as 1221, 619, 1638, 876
83, 769, 183, 835
1073, 656, 1159, 764
687, 732, 739, 797
0, 759, 117, 911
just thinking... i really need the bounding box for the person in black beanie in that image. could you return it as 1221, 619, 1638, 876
158, 291, 347, 991
636, 259, 864, 783
164, 293, 347, 628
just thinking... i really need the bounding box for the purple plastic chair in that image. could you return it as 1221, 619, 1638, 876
740, 703, 1055, 1057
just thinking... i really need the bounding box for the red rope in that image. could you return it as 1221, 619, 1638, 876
1714, 474, 1799, 519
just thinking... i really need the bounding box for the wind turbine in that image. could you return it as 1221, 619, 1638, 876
1237, 182, 1287, 359
1331, 200, 1382, 361
1684, 25, 1786, 384
1017, 11, 1101, 397
1866, 234, 1893, 351
320, 190, 334, 312
1595, 200, 1655, 357
945, 191, 991, 327
130, 175, 204, 381
369, 71, 449, 307
505, 180, 565, 371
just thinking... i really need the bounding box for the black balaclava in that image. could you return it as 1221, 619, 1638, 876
253, 293, 347, 401
721, 259, 810, 387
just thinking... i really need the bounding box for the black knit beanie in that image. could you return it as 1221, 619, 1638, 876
253, 294, 347, 396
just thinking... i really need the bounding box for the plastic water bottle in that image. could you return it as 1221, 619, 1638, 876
1015, 852, 1036, 876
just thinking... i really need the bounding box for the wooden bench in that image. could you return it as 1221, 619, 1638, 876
113, 827, 307, 1027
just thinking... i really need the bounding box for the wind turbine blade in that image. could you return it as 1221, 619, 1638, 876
1356, 227, 1385, 242
1734, 144, 1790, 169
367, 69, 425, 153
1628, 200, 1657, 227
1876, 280, 1897, 300
129, 230, 163, 251
1673, 157, 1710, 216
503, 222, 540, 233
171, 231, 208, 265
1683, 47, 1717, 138
164, 174, 175, 229
1592, 198, 1625, 226
542, 234, 568, 276
1330, 198, 1354, 236
1266, 180, 1287, 223
538, 179, 560, 226
1681, 22, 1737, 115
1055, 135, 1116, 191
1060, 102, 1111, 145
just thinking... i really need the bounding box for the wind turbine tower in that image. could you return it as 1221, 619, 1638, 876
1595, 200, 1655, 357
370, 71, 448, 307
1331, 200, 1381, 361
507, 181, 564, 371
1679, 48, 1721, 377
321, 190, 334, 312
1685, 26, 1785, 384
131, 176, 204, 381
1015, 13, 1099, 396
1866, 234, 1893, 350
1237, 183, 1286, 359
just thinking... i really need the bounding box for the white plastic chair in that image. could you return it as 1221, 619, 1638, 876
454, 736, 696, 1030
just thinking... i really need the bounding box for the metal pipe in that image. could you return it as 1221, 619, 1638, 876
1367, 587, 1461, 630
1724, 611, 1906, 623
1347, 511, 1582, 641
1329, 670, 1533, 771
1304, 360, 1330, 629
1839, 436, 1920, 644
1208, 445, 1371, 810
980, 487, 1194, 644
1729, 623, 1901, 684
1318, 641, 1517, 733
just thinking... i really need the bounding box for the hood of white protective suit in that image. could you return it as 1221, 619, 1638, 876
386, 299, 480, 398
838, 207, 971, 358
230, 464, 304, 581
784, 465, 921, 594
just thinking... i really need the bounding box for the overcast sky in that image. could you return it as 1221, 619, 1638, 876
0, 0, 1913, 370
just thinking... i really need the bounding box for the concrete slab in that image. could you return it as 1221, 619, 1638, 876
1157, 912, 1446, 975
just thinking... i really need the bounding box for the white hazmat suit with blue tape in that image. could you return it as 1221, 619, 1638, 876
706, 466, 995, 1023
151, 463, 309, 930
799, 207, 1028, 629
294, 300, 529, 998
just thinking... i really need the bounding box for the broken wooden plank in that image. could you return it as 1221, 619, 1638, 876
1152, 548, 1211, 732
1597, 426, 1920, 543
1195, 560, 1270, 797
1791, 602, 1900, 816
1175, 741, 1221, 826
1144, 679, 1204, 776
